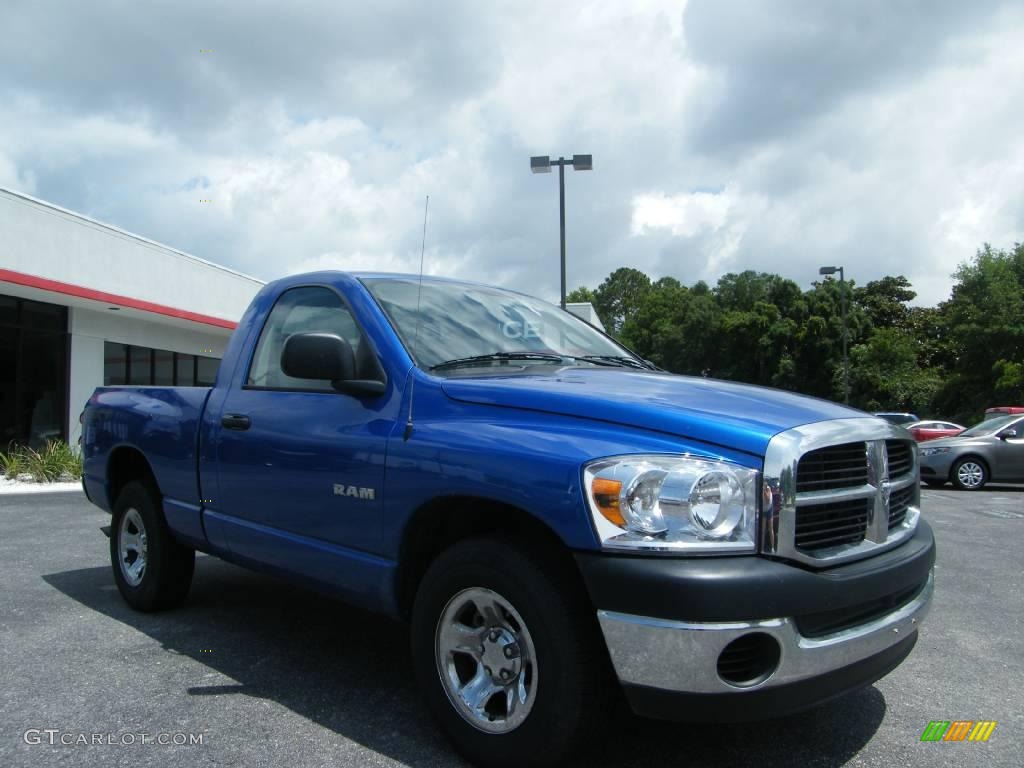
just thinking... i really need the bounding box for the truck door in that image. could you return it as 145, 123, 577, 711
210, 285, 393, 557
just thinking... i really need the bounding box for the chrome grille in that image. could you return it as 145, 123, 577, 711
763, 420, 922, 567
795, 442, 868, 493
795, 498, 870, 550
888, 484, 914, 529
886, 440, 913, 478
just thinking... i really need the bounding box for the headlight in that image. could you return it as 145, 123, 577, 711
920, 447, 951, 457
583, 455, 759, 553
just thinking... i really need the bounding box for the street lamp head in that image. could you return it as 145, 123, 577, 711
818, 266, 839, 276
530, 156, 552, 174
571, 154, 592, 171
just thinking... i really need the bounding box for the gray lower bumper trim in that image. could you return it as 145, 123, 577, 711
598, 570, 933, 694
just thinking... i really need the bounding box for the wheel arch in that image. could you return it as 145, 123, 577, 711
395, 495, 589, 620
106, 446, 160, 508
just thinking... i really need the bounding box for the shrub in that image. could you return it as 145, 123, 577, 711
0, 441, 83, 483
0, 449, 26, 479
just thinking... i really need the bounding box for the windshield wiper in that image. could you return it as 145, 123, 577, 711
430, 352, 566, 371
578, 355, 656, 370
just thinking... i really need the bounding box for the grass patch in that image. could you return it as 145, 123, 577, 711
0, 441, 83, 483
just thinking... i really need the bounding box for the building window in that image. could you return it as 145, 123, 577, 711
175, 354, 195, 386
153, 350, 174, 386
0, 293, 68, 449
104, 342, 127, 385
128, 346, 152, 385
102, 343, 219, 388
0, 295, 16, 326
195, 356, 219, 387
21, 300, 67, 332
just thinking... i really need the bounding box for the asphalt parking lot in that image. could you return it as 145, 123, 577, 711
1, 487, 1021, 767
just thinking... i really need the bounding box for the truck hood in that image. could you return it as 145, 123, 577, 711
441, 369, 863, 457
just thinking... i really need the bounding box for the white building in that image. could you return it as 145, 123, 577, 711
565, 301, 605, 331
0, 187, 264, 448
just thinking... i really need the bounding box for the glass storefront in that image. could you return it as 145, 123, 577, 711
0, 294, 69, 450
103, 342, 219, 387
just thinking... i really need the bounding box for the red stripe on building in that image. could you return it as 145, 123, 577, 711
0, 268, 238, 330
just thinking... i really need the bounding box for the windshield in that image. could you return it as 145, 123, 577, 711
960, 414, 1021, 437
362, 278, 635, 371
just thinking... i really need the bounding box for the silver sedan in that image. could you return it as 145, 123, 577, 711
918, 414, 1024, 490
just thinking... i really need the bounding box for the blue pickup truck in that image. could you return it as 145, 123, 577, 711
81, 272, 935, 767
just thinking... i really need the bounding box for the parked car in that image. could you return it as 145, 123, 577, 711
984, 406, 1024, 421
873, 412, 919, 426
81, 272, 935, 767
919, 414, 1024, 490
906, 420, 965, 442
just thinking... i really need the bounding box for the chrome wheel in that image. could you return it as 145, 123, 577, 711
435, 587, 538, 734
118, 507, 148, 587
956, 461, 985, 489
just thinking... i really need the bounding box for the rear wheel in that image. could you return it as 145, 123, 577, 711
411, 537, 612, 768
110, 481, 195, 611
951, 458, 987, 491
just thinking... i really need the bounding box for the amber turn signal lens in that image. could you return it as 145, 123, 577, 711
591, 477, 625, 527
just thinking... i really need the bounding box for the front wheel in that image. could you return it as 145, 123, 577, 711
111, 480, 195, 611
951, 458, 988, 491
411, 537, 613, 768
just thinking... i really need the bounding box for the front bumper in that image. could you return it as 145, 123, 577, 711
575, 520, 935, 721
919, 452, 956, 478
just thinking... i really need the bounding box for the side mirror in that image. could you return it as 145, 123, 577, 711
999, 428, 1018, 440
280, 333, 386, 396
281, 333, 355, 381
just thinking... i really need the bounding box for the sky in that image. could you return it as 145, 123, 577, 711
1, 0, 1023, 307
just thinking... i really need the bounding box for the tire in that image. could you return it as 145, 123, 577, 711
411, 537, 613, 768
110, 480, 195, 611
951, 457, 988, 491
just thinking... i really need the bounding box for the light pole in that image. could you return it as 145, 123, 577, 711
819, 265, 849, 404
530, 154, 592, 309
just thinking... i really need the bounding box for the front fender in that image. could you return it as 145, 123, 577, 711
380, 380, 761, 558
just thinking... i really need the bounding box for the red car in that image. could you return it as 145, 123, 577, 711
906, 420, 965, 442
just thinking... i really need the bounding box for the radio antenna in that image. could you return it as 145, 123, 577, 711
404, 194, 429, 440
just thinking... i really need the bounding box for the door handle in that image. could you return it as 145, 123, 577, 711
221, 414, 251, 430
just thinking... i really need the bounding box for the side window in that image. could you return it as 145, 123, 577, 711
247, 286, 362, 391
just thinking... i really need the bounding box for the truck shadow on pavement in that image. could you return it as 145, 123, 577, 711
44, 556, 887, 768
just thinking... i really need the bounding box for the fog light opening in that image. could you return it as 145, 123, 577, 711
716, 632, 781, 688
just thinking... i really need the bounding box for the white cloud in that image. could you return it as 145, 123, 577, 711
0, 0, 1022, 308
631, 190, 732, 237
0, 151, 35, 193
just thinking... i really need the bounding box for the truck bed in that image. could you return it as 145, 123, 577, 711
82, 386, 212, 513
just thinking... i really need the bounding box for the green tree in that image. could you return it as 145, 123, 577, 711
854, 275, 915, 332
592, 268, 652, 336
565, 286, 595, 304
569, 243, 1023, 417
846, 328, 942, 414
935, 243, 1024, 423
620, 278, 722, 374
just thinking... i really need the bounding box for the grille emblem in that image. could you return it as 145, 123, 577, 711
879, 443, 892, 508
867, 440, 891, 542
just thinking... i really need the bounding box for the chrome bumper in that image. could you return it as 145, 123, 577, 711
598, 571, 933, 694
